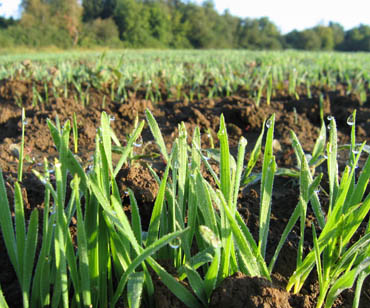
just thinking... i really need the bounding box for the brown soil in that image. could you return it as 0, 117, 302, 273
0, 79, 369, 307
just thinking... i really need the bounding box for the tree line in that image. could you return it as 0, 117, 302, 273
0, 0, 369, 51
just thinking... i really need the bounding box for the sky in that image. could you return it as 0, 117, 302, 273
0, 0, 369, 34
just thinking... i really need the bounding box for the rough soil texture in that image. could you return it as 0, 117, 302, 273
0, 79, 369, 307
210, 272, 295, 308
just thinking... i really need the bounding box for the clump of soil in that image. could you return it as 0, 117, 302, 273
210, 273, 295, 308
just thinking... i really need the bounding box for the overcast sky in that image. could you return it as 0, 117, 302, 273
0, 0, 369, 34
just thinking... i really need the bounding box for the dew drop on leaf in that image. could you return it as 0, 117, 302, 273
169, 237, 181, 249
266, 119, 272, 128
133, 136, 143, 147
346, 114, 355, 126
352, 148, 360, 155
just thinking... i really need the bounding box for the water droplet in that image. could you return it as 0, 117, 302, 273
305, 153, 312, 162
199, 225, 221, 248
327, 115, 333, 121
124, 191, 129, 195
40, 178, 47, 185
346, 114, 355, 126
109, 116, 115, 122
23, 120, 28, 125
174, 161, 179, 169
133, 136, 143, 147
202, 151, 210, 161
314, 188, 320, 194
190, 173, 195, 178
323, 154, 328, 159
112, 211, 117, 215
169, 237, 181, 249
55, 162, 62, 168
142, 231, 148, 241
47, 169, 54, 174
266, 119, 272, 128
353, 148, 360, 155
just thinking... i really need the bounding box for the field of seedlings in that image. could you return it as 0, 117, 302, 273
0, 49, 369, 308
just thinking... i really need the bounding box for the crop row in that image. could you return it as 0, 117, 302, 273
0, 50, 369, 106
0, 107, 369, 308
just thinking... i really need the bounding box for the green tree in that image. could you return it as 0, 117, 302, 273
182, 2, 219, 48
284, 30, 303, 49
80, 17, 121, 46
169, 8, 191, 48
211, 9, 239, 48
0, 17, 17, 29
328, 22, 344, 48
300, 29, 321, 50
48, 0, 82, 45
314, 25, 335, 50
82, 0, 116, 21
341, 24, 370, 51
148, 1, 172, 47
21, 0, 51, 27
237, 17, 282, 49
114, 0, 152, 47
82, 0, 104, 21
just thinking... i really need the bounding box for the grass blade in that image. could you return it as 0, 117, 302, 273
14, 182, 26, 283
0, 287, 9, 308
259, 114, 276, 258
17, 108, 26, 182
218, 114, 232, 204
325, 259, 370, 308
73, 176, 92, 306
0, 170, 19, 277
129, 188, 142, 246
242, 119, 265, 185
111, 228, 190, 307
146, 162, 171, 247
127, 272, 145, 308
22, 209, 39, 308
184, 263, 208, 305
145, 109, 169, 163
113, 120, 145, 177
147, 257, 202, 308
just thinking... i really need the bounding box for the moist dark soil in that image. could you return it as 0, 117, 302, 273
0, 79, 369, 307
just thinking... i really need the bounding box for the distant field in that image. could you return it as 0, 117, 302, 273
0, 50, 369, 106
